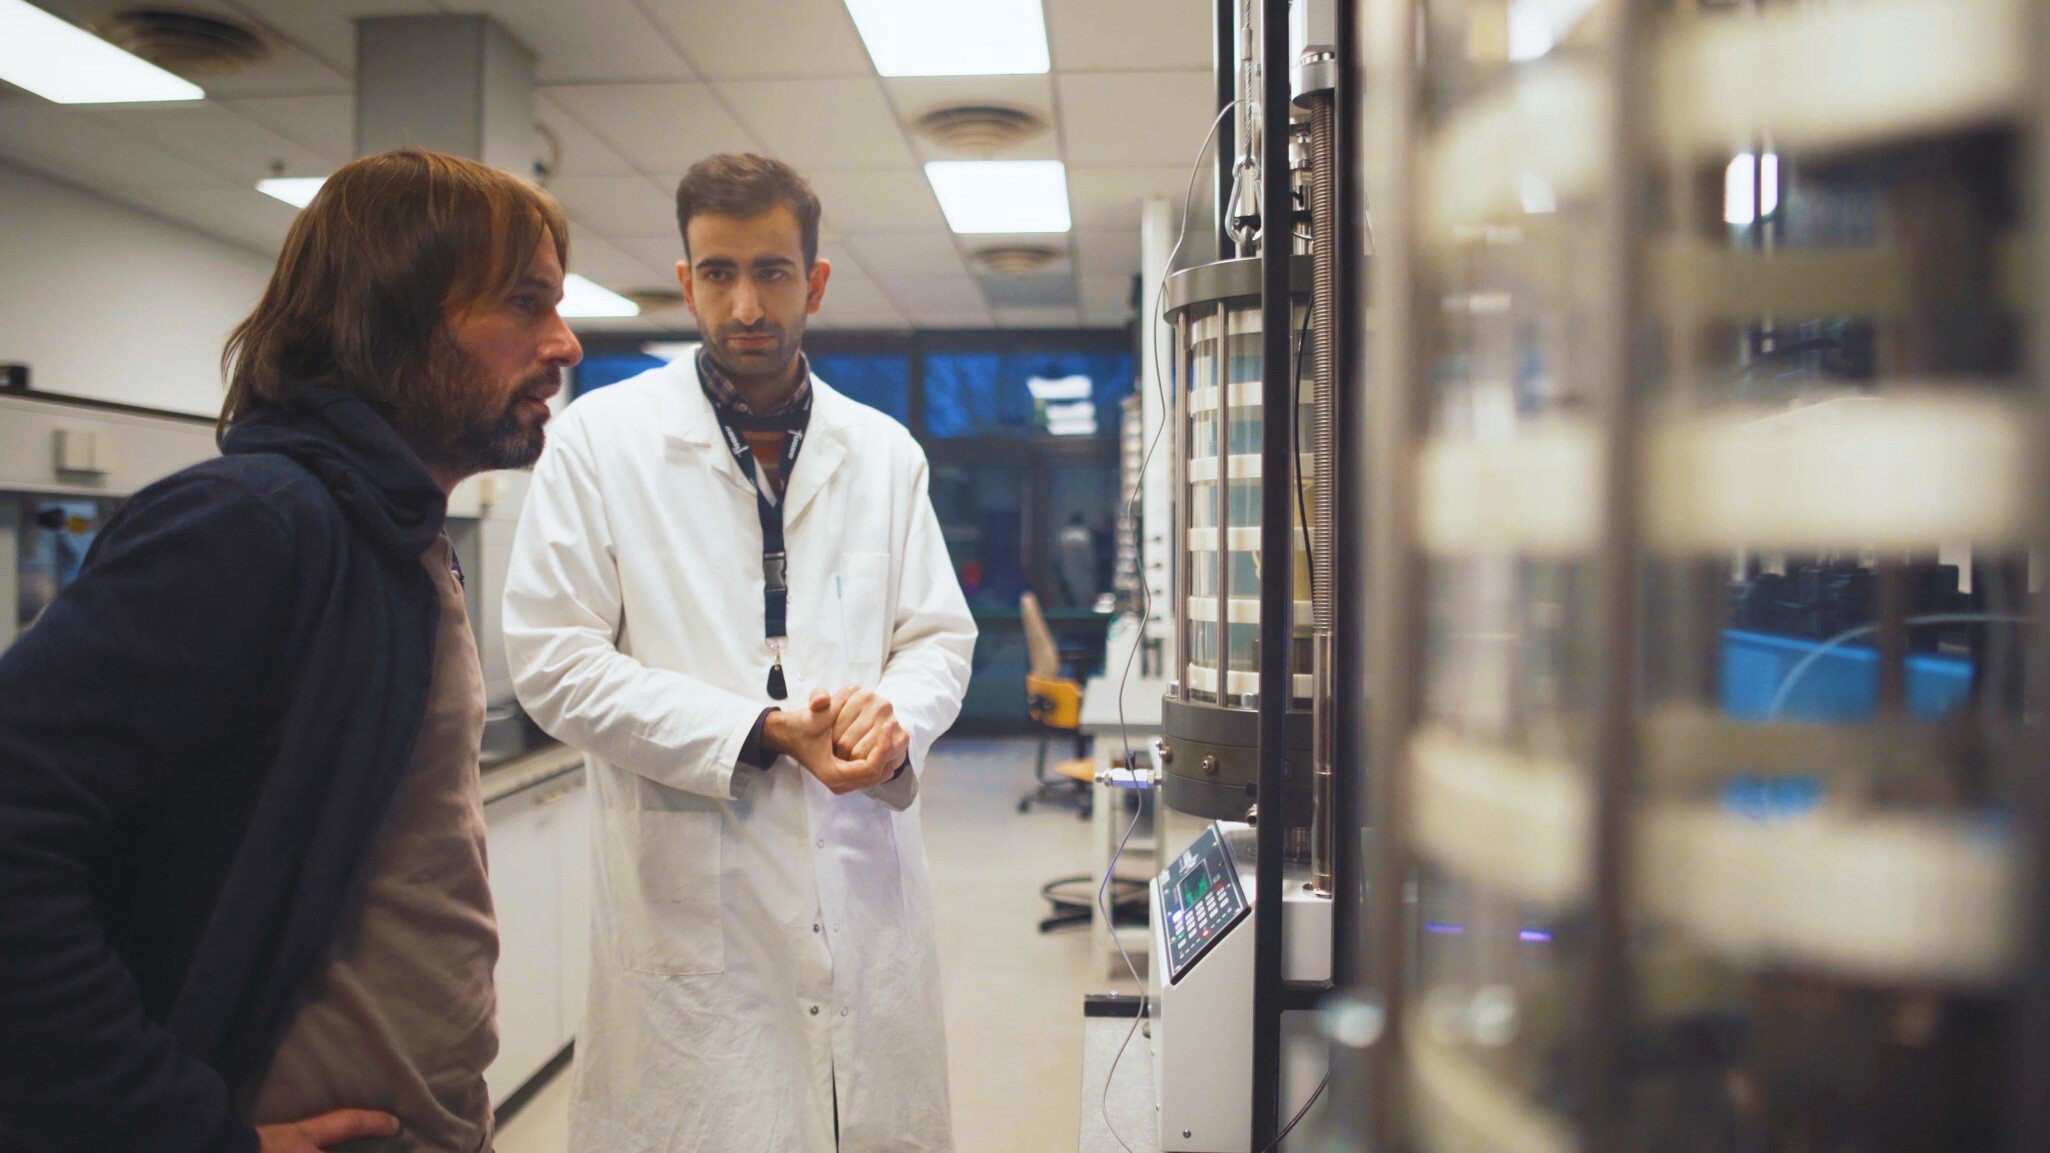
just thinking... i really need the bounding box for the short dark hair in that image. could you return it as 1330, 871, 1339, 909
674, 153, 823, 267
220, 148, 569, 439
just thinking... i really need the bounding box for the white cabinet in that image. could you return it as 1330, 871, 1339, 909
482, 766, 589, 1106
558, 779, 592, 1039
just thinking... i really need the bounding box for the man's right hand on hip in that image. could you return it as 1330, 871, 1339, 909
257, 1109, 401, 1151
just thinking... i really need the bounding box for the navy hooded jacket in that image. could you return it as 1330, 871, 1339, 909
0, 387, 448, 1152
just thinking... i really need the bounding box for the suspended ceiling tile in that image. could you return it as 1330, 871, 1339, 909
219, 0, 441, 74
901, 303, 995, 328
643, 0, 874, 80
98, 184, 298, 255
809, 169, 948, 233
543, 83, 758, 179
615, 236, 685, 273
538, 94, 638, 177
813, 279, 909, 330
0, 103, 226, 191
565, 224, 651, 285
461, 0, 694, 84
1074, 227, 1143, 275
1056, 71, 1216, 167
217, 94, 355, 165
549, 174, 678, 240
978, 271, 1077, 308
993, 305, 1084, 328
716, 78, 914, 171
1044, 0, 1213, 72
1082, 305, 1138, 328
83, 104, 334, 187
1080, 272, 1138, 314
874, 273, 985, 311
1067, 165, 1190, 231
843, 231, 966, 279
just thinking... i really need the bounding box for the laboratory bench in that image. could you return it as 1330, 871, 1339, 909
477, 740, 591, 1107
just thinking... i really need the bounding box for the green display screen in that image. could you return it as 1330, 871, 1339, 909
1180, 870, 1212, 906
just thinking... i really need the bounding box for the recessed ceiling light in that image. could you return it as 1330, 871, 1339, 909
0, 0, 204, 103
560, 274, 639, 319
925, 160, 1071, 234
256, 176, 325, 208
843, 0, 1050, 77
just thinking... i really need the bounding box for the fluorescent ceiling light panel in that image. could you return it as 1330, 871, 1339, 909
843, 0, 1049, 76
560, 273, 639, 319
0, 0, 204, 103
256, 177, 326, 208
926, 161, 1071, 234
1027, 374, 1093, 402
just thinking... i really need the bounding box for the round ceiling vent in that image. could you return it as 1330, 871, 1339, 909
970, 244, 1063, 276
624, 288, 687, 313
88, 9, 272, 75
911, 103, 1048, 158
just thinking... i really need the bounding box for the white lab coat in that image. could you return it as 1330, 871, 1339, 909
503, 352, 975, 1152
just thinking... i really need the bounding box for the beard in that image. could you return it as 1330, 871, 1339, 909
395, 334, 557, 475
704, 317, 806, 392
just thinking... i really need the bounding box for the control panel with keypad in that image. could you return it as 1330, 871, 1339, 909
1158, 822, 1250, 984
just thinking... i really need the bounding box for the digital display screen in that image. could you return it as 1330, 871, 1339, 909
1179, 870, 1212, 907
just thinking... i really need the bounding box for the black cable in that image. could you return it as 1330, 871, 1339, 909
1290, 302, 1315, 579
1258, 1072, 1329, 1153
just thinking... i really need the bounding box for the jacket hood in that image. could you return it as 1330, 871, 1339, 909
221, 385, 447, 559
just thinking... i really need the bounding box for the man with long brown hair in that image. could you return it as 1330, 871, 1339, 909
0, 148, 581, 1152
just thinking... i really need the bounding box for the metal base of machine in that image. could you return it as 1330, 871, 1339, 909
1150, 822, 1332, 1152
1160, 695, 1315, 823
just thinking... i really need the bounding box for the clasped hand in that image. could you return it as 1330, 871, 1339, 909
764, 686, 910, 795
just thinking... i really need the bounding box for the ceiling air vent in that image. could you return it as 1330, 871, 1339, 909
970, 244, 1064, 276
88, 8, 271, 75
967, 243, 1066, 276
911, 103, 1048, 158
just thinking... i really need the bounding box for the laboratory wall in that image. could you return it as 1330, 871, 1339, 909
0, 160, 271, 418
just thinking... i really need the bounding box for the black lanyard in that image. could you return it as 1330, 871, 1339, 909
710, 396, 811, 700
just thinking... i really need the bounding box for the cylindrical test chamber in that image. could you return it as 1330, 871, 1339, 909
1162, 255, 1317, 825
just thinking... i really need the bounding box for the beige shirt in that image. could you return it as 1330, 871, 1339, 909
245, 536, 499, 1152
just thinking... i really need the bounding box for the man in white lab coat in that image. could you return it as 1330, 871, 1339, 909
503, 153, 975, 1152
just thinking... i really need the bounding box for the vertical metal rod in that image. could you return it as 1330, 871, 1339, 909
1172, 312, 1191, 699
1362, 0, 1422, 1145
1330, 0, 1367, 995
1253, 0, 1294, 1145
1215, 0, 1238, 260
1309, 92, 1339, 898
1583, 0, 1647, 1149
2005, 0, 2050, 1143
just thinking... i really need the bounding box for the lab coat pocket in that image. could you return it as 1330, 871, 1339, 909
610, 807, 724, 976
834, 551, 893, 676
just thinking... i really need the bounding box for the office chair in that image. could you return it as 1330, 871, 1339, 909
1019, 591, 1092, 818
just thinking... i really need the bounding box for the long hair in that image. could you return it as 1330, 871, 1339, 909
219, 148, 570, 440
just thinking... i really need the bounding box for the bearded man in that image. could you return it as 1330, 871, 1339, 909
0, 148, 582, 1153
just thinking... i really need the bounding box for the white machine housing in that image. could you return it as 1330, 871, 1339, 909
1149, 821, 1332, 1152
